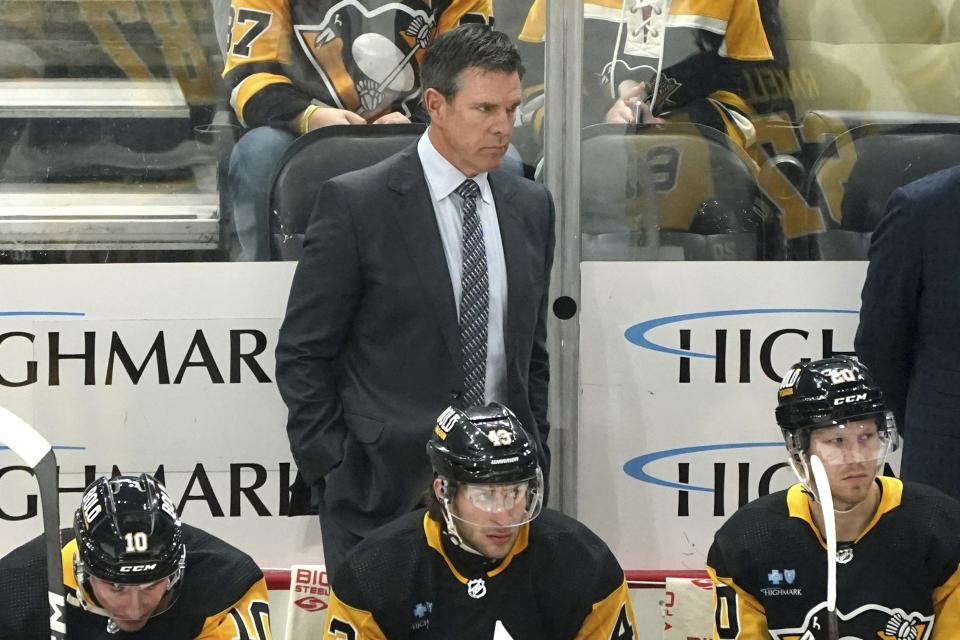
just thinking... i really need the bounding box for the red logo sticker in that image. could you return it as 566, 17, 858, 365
295, 596, 329, 612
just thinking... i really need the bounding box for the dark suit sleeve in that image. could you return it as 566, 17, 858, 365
276, 180, 362, 486
529, 187, 556, 468
854, 187, 921, 429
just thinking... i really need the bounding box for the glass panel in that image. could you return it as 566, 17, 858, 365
3, 1, 958, 263
0, 0, 499, 263
0, 0, 228, 264
511, 0, 549, 180
570, 0, 960, 261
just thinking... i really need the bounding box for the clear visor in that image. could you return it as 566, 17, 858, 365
75, 549, 185, 621
449, 468, 544, 528
786, 412, 899, 496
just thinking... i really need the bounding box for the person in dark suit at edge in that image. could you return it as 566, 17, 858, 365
855, 164, 960, 500
275, 23, 555, 582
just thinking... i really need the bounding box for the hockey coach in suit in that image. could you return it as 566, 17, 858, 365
276, 24, 556, 581
856, 164, 960, 500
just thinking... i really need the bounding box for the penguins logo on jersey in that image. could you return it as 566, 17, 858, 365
294, 1, 440, 117
770, 602, 933, 640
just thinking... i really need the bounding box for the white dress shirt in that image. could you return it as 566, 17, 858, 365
417, 132, 507, 405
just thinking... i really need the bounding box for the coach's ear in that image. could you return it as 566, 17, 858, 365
424, 87, 449, 122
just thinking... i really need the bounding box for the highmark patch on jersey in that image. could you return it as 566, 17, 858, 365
759, 566, 802, 598
769, 602, 934, 640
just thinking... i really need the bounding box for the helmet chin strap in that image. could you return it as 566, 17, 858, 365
832, 499, 867, 515
440, 498, 485, 556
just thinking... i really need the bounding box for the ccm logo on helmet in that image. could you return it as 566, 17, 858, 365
833, 393, 867, 405
120, 563, 158, 573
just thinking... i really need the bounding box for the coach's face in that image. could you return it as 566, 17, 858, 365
425, 66, 521, 177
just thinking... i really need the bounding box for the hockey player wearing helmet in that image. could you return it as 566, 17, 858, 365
0, 474, 271, 639
322, 403, 638, 640
775, 356, 899, 535
426, 403, 544, 560
707, 356, 960, 640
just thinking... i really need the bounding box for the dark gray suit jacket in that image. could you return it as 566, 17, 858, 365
276, 142, 555, 535
855, 164, 960, 498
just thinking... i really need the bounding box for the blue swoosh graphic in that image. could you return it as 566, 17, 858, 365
1, 446, 86, 452
1, 311, 85, 317
623, 442, 784, 491
624, 308, 859, 359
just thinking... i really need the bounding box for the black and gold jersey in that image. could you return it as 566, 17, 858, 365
707, 477, 960, 640
324, 509, 638, 640
222, 0, 493, 129
517, 0, 786, 145
0, 524, 270, 640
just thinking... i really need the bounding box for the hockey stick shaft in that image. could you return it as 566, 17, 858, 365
0, 406, 66, 639
810, 455, 839, 640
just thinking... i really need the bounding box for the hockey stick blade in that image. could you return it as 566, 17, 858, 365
0, 405, 67, 639
0, 404, 52, 467
810, 455, 839, 640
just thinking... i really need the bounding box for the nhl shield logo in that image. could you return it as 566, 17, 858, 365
836, 547, 854, 564
467, 578, 487, 599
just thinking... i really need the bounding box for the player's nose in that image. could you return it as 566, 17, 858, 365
116, 591, 154, 618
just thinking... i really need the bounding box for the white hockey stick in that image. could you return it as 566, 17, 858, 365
810, 455, 839, 640
0, 405, 66, 639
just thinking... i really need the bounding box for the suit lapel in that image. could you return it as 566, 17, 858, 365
490, 171, 522, 368
388, 145, 461, 367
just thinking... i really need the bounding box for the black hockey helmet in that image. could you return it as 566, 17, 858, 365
427, 403, 539, 486
73, 474, 185, 619
427, 403, 543, 536
775, 356, 898, 490
776, 356, 888, 439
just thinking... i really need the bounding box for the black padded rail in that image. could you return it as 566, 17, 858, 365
267, 123, 428, 261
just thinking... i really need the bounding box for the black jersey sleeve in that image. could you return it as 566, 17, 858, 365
0, 533, 49, 640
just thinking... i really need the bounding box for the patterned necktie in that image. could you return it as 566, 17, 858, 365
456, 179, 488, 408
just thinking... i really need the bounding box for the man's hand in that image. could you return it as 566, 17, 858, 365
302, 107, 366, 132
604, 82, 663, 124
371, 111, 412, 124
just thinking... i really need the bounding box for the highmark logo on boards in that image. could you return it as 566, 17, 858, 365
0, 310, 273, 387
620, 308, 862, 516
0, 456, 302, 521
624, 308, 859, 383
622, 442, 791, 518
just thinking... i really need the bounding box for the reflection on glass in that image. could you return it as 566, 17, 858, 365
515, 0, 960, 261
0, 0, 226, 264
1, 0, 959, 262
